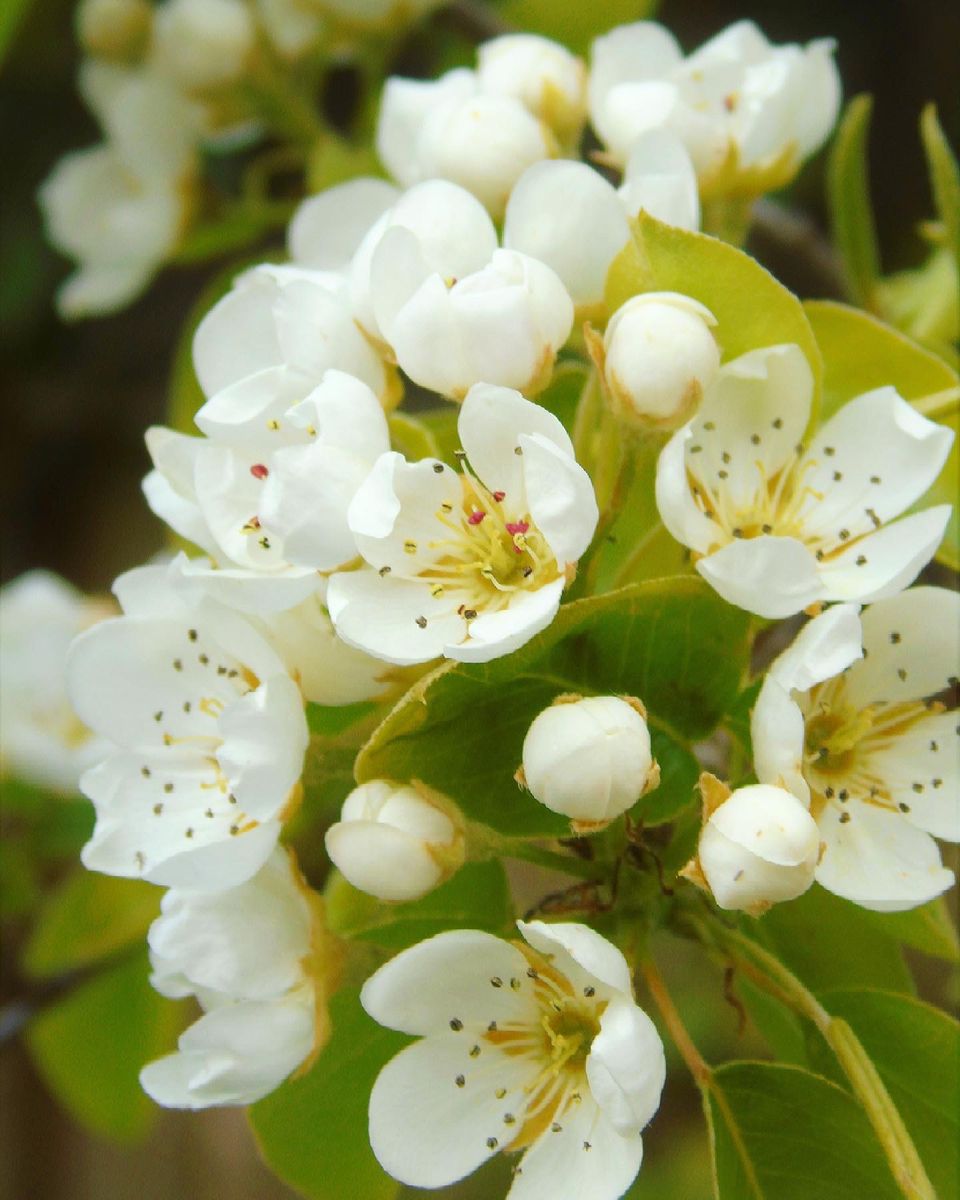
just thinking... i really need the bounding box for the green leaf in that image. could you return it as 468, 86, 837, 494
827, 95, 881, 307
920, 104, 960, 268
854, 897, 959, 962
387, 412, 441, 461
0, 0, 32, 67
25, 950, 182, 1143
326, 859, 512, 948
497, 0, 659, 56
813, 988, 959, 1199
22, 870, 161, 979
250, 988, 406, 1200
356, 579, 749, 835
805, 299, 959, 565
536, 359, 589, 433
706, 1061, 901, 1199
734, 975, 809, 1067
605, 212, 822, 416
754, 885, 913, 995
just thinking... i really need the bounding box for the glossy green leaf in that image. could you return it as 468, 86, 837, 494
855, 896, 959, 962
326, 860, 512, 948
827, 95, 881, 307
605, 212, 822, 414
920, 104, 960, 267
26, 950, 182, 1143
22, 869, 161, 979
250, 988, 407, 1200
707, 1061, 901, 1199
754, 885, 913, 995
356, 579, 749, 835
497, 0, 659, 56
813, 988, 959, 1199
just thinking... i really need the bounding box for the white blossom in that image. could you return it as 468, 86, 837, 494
68, 562, 308, 890
153, 0, 256, 91
254, 0, 325, 58
752, 592, 959, 912
519, 695, 659, 828
476, 34, 587, 146
377, 67, 555, 217
0, 572, 111, 794
682, 776, 820, 915
503, 133, 699, 312
362, 921, 665, 1197
598, 292, 720, 429
141, 847, 338, 1108
589, 20, 841, 194
655, 344, 954, 618
326, 780, 464, 902
371, 239, 573, 399
144, 368, 391, 614
327, 385, 598, 666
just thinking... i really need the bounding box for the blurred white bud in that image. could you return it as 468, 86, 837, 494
598, 292, 720, 429
476, 33, 586, 145
519, 695, 659, 829
154, 0, 256, 90
683, 776, 820, 915
325, 781, 464, 903
76, 0, 152, 59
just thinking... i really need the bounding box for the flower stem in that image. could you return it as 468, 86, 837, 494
689, 914, 937, 1200
638, 957, 711, 1087
503, 839, 607, 882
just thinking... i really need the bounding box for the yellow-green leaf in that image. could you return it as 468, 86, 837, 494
827, 94, 881, 307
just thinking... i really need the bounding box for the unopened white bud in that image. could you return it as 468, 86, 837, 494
76, 0, 152, 59
519, 695, 659, 829
154, 0, 256, 90
477, 34, 586, 145
600, 292, 720, 429
325, 781, 464, 903
684, 777, 820, 915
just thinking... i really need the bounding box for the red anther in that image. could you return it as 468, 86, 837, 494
250, 463, 269, 479
492, 491, 506, 502
506, 521, 529, 536
468, 510, 486, 525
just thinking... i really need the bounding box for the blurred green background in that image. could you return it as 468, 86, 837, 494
1, 1, 958, 1197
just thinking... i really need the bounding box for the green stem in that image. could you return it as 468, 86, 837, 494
701, 196, 756, 247
611, 519, 667, 588
471, 825, 605, 881
244, 55, 326, 147
689, 915, 937, 1200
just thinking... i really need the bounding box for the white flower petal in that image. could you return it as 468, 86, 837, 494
376, 70, 477, 187
518, 920, 633, 997
769, 603, 863, 694
447, 578, 564, 664
216, 674, 307, 812
588, 22, 682, 154
521, 434, 598, 565
288, 177, 399, 270
327, 570, 465, 665
586, 997, 666, 1135
816, 803, 954, 913
816, 506, 951, 604
193, 366, 307, 445
654, 426, 718, 554
173, 558, 322, 616
192, 271, 285, 397
864, 711, 959, 841
326, 824, 444, 902
845, 587, 960, 706
360, 929, 539, 1035
696, 535, 825, 618
619, 129, 700, 230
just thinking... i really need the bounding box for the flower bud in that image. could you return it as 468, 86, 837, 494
154, 0, 256, 91
325, 781, 464, 903
598, 292, 720, 429
476, 34, 587, 146
682, 775, 820, 915
518, 694, 659, 829
76, 0, 152, 59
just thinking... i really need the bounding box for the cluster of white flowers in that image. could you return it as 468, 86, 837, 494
21, 12, 959, 1200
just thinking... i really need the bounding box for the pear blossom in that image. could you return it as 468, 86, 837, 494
597, 292, 720, 429
752, 592, 959, 912
476, 34, 587, 146
681, 775, 820, 915
327, 385, 598, 665
519, 695, 659, 829
362, 921, 665, 1197
377, 67, 555, 217
144, 368, 391, 614
654, 343, 954, 619
371, 239, 573, 399
153, 0, 256, 91
68, 562, 308, 891
141, 847, 340, 1107
503, 133, 699, 313
0, 572, 111, 794
589, 20, 841, 195
326, 780, 465, 902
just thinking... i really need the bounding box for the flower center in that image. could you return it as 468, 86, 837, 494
540, 1000, 600, 1074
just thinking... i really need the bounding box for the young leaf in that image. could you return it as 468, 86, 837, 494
854, 897, 959, 963
355, 579, 749, 836
827, 95, 881, 307
707, 1061, 901, 1199
22, 870, 161, 979
498, 0, 660, 56
250, 988, 407, 1200
25, 950, 182, 1143
812, 988, 959, 1199
326, 860, 512, 948
605, 212, 823, 416
920, 104, 960, 268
